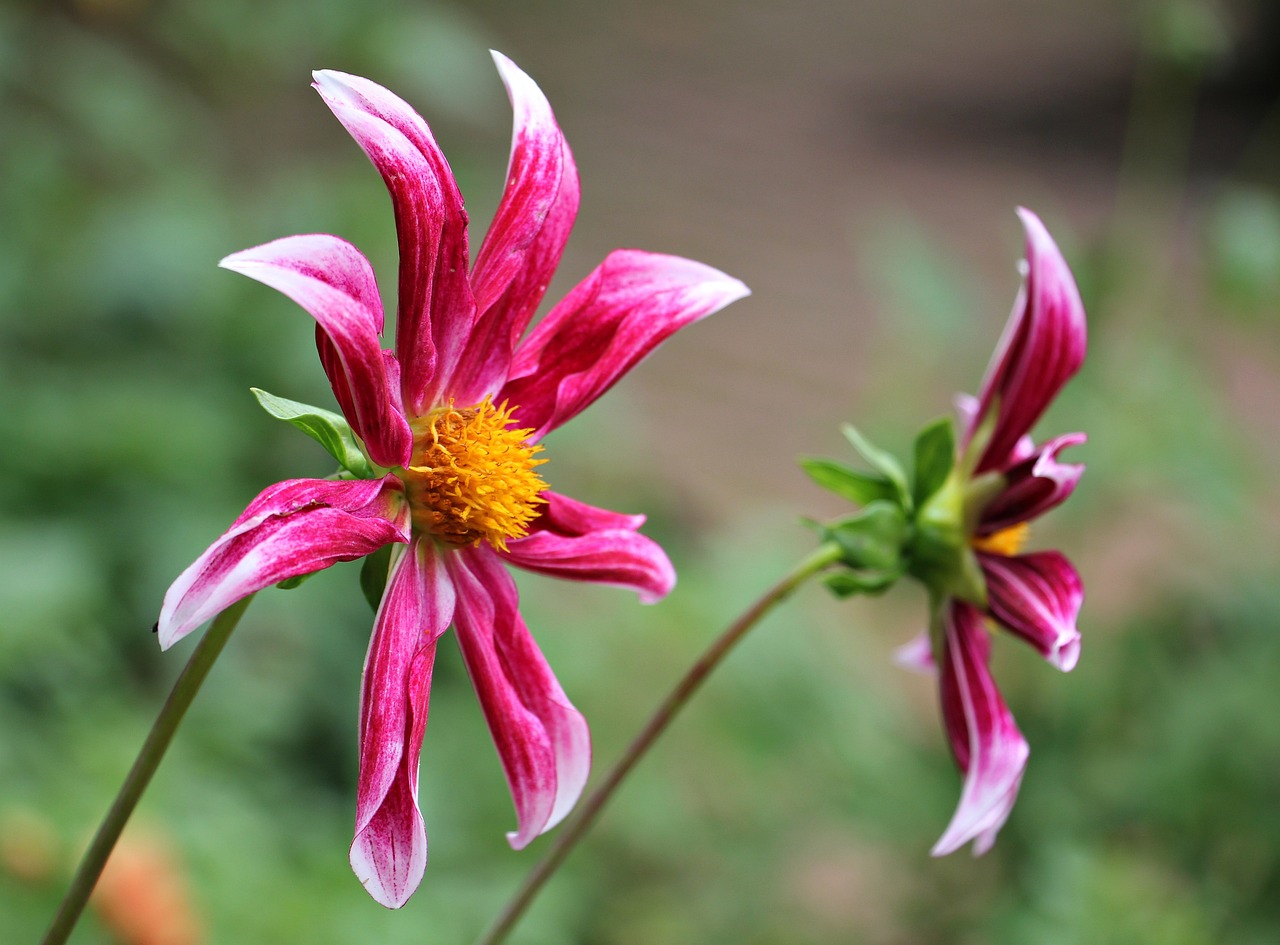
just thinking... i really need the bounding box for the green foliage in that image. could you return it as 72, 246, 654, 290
911, 416, 955, 507
252, 388, 376, 479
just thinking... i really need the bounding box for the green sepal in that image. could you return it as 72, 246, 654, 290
360, 544, 394, 613
277, 573, 314, 591
823, 567, 902, 598
798, 457, 898, 508
823, 500, 909, 573
251, 388, 376, 479
840, 424, 911, 511
912, 416, 956, 507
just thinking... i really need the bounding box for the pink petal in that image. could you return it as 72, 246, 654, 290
452, 53, 581, 404
313, 71, 475, 414
500, 250, 749, 440
350, 538, 455, 909
969, 208, 1087, 473
157, 478, 408, 649
978, 432, 1086, 532
501, 492, 675, 604
981, 551, 1082, 672
447, 544, 591, 848
893, 632, 937, 675
932, 601, 1029, 856
220, 236, 412, 468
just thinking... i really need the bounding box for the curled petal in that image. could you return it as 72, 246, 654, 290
313, 71, 475, 413
970, 209, 1087, 472
978, 433, 1086, 532
447, 545, 590, 848
221, 236, 411, 468
157, 477, 408, 649
501, 249, 749, 441
350, 539, 455, 908
893, 632, 937, 675
981, 551, 1082, 672
933, 601, 1029, 857
454, 53, 580, 403
501, 492, 675, 603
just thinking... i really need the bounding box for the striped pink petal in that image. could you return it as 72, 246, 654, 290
157, 477, 408, 649
447, 545, 590, 848
351, 538, 455, 909
313, 71, 475, 414
978, 432, 1086, 533
981, 551, 1082, 672
452, 53, 580, 404
970, 209, 1086, 473
500, 249, 750, 441
893, 631, 937, 675
501, 492, 675, 603
933, 601, 1029, 856
220, 236, 411, 468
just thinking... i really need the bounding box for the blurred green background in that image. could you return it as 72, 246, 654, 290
3, 0, 1280, 942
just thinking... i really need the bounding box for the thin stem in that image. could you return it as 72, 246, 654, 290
475, 543, 843, 945
40, 595, 254, 945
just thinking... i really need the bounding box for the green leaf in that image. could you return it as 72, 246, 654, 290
912, 416, 956, 507
798, 457, 897, 508
252, 388, 376, 478
277, 573, 314, 591
360, 544, 394, 613
840, 424, 911, 511
824, 500, 909, 573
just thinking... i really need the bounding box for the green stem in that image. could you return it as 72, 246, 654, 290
474, 543, 842, 945
40, 595, 254, 945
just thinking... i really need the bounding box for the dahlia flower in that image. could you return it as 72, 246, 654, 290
156, 53, 746, 907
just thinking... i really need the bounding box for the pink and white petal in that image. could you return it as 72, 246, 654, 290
501, 493, 675, 604
970, 209, 1087, 473
500, 250, 749, 440
981, 551, 1082, 672
447, 545, 590, 847
932, 601, 1030, 857
313, 71, 475, 414
978, 433, 1086, 533
350, 538, 455, 909
893, 631, 937, 675
221, 236, 411, 468
157, 477, 409, 649
463, 54, 579, 384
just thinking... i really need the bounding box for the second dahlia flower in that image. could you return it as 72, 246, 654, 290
156, 53, 747, 907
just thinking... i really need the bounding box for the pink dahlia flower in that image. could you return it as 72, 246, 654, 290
156, 53, 747, 907
900, 208, 1086, 856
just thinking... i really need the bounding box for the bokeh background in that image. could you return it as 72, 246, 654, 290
3, 0, 1280, 942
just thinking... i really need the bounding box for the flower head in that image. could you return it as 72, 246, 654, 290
804, 208, 1085, 857
156, 53, 747, 908
901, 208, 1086, 855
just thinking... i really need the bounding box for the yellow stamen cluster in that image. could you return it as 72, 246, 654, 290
401, 398, 547, 551
970, 522, 1030, 557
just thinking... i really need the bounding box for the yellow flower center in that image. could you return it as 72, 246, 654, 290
400, 398, 547, 552
970, 523, 1029, 557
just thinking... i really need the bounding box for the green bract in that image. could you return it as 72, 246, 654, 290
252, 387, 377, 479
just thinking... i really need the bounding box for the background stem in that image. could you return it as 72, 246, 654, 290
474, 544, 841, 945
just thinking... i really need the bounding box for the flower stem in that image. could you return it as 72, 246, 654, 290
39, 595, 254, 945
474, 543, 842, 945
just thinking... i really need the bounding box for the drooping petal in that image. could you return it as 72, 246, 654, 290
893, 631, 937, 675
452, 53, 581, 404
447, 544, 590, 848
221, 236, 411, 468
501, 492, 675, 603
157, 477, 408, 650
980, 551, 1082, 672
977, 433, 1086, 533
313, 71, 475, 413
933, 601, 1030, 856
350, 538, 455, 909
500, 250, 749, 440
969, 209, 1087, 473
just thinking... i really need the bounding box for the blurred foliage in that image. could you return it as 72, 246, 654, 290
2, 0, 1280, 944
